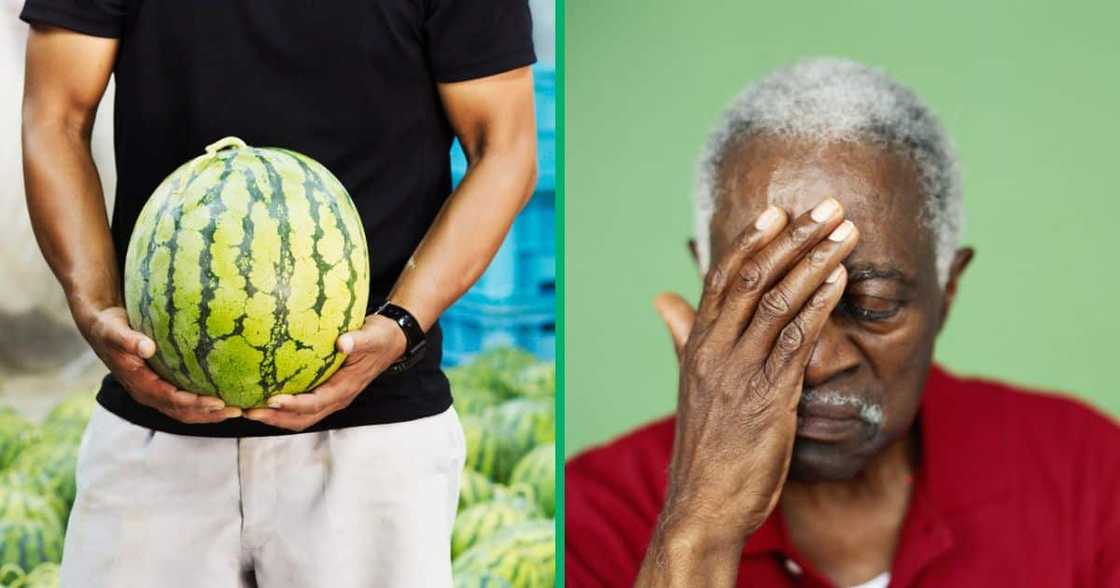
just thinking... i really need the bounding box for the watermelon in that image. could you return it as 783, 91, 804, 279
452, 497, 539, 558
6, 562, 60, 588
0, 487, 64, 571
510, 444, 554, 517
43, 392, 97, 435
0, 415, 38, 471
453, 571, 513, 588
447, 367, 506, 416
459, 469, 500, 512
8, 437, 80, 511
471, 347, 539, 377
486, 398, 554, 450
123, 137, 370, 408
453, 520, 554, 588
510, 362, 554, 399
464, 399, 554, 484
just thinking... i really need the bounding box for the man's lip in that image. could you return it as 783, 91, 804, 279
795, 399, 866, 442
795, 415, 864, 442
797, 399, 863, 420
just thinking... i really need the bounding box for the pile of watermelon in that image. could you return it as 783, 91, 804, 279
0, 346, 554, 587
450, 347, 556, 588
0, 391, 95, 587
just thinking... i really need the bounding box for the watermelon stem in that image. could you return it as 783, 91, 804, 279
205, 136, 248, 155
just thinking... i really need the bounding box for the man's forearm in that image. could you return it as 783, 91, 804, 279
634, 518, 746, 587
387, 142, 537, 330
22, 116, 120, 330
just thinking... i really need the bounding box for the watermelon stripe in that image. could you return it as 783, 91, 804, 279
136, 175, 183, 376
149, 158, 222, 383
192, 157, 237, 394
161, 200, 192, 383
282, 151, 360, 389
255, 153, 322, 392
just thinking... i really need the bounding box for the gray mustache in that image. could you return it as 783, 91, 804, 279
800, 389, 884, 426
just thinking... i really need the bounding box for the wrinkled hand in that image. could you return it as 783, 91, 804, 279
652, 199, 859, 552
244, 314, 407, 431
79, 306, 239, 423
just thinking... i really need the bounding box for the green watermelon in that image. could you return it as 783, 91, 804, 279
8, 437, 80, 511
123, 136, 370, 408
453, 571, 513, 588
459, 469, 500, 512
453, 520, 554, 588
43, 392, 97, 435
510, 444, 554, 517
471, 347, 539, 377
0, 415, 38, 471
452, 497, 539, 558
488, 399, 554, 447
447, 367, 507, 416
465, 399, 554, 484
511, 362, 554, 399
7, 562, 60, 588
0, 487, 64, 571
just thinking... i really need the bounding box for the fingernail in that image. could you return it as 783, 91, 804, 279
338, 336, 353, 354
138, 338, 155, 358
754, 206, 783, 230
204, 401, 225, 412
244, 410, 262, 420
810, 198, 840, 223
826, 265, 845, 283
267, 399, 283, 409
224, 408, 243, 418
828, 220, 855, 242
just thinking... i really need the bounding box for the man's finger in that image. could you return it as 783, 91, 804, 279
653, 292, 696, 359
166, 406, 243, 424
715, 198, 845, 346
761, 265, 847, 380
737, 219, 859, 359
243, 408, 315, 431
265, 391, 333, 415
693, 205, 788, 334
99, 314, 156, 358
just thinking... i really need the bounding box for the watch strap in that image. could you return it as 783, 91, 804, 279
374, 301, 428, 374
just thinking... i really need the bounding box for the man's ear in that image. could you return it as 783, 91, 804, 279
687, 239, 703, 279
938, 247, 975, 333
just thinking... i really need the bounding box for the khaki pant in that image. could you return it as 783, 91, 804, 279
61, 404, 466, 588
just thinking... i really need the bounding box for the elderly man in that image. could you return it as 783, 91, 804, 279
565, 58, 1120, 587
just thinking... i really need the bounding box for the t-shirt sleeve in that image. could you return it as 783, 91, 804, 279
422, 0, 536, 83
19, 0, 127, 39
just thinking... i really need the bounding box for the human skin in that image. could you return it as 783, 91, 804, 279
635, 134, 973, 586
22, 25, 537, 430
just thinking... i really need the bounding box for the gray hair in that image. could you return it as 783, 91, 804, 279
693, 57, 964, 286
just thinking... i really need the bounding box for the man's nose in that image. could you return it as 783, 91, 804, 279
804, 316, 860, 387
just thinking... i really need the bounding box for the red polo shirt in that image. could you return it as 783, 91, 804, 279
565, 365, 1120, 587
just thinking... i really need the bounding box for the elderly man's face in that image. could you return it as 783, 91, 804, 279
707, 135, 968, 481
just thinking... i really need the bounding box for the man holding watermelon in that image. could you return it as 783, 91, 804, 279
20, 1, 538, 586
566, 58, 1120, 587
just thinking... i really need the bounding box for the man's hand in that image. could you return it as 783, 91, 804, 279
243, 314, 407, 431
635, 199, 859, 587
78, 306, 239, 423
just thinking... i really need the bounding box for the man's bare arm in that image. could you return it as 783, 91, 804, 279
22, 25, 236, 422
245, 66, 537, 430
391, 65, 538, 328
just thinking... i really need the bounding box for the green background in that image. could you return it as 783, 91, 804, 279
564, 0, 1120, 457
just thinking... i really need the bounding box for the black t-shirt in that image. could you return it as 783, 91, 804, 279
20, 0, 535, 437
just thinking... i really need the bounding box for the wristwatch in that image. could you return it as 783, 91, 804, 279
373, 300, 428, 374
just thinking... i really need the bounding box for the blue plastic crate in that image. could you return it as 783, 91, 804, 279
440, 299, 555, 366
441, 66, 556, 366
448, 66, 556, 308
